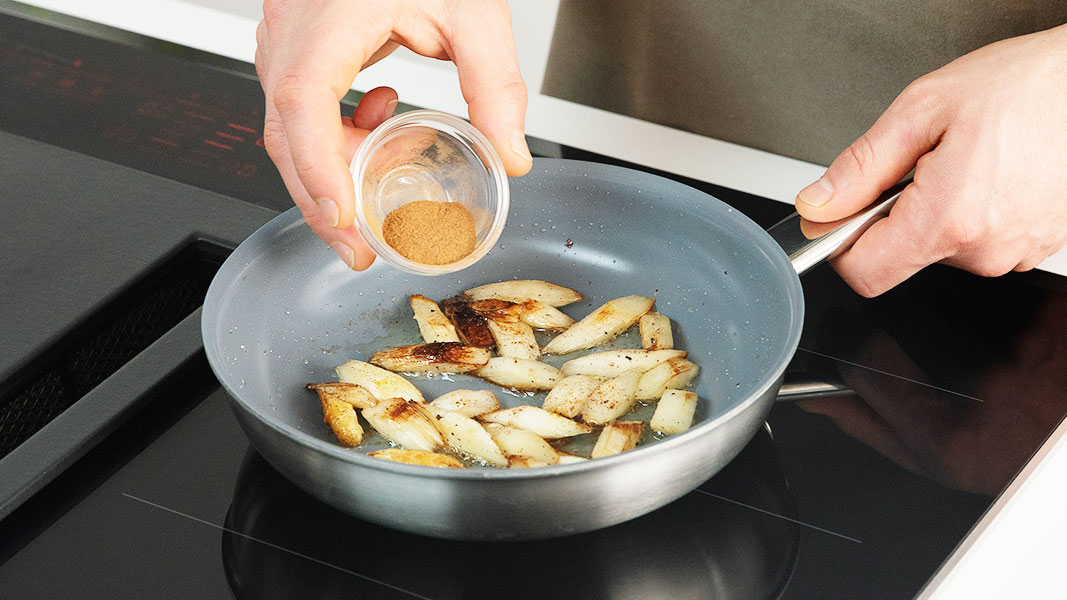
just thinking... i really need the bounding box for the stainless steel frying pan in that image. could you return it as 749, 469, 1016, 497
201, 158, 901, 540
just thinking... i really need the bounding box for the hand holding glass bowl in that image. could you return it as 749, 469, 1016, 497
350, 110, 511, 276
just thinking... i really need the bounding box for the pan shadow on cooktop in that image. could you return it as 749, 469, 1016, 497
222, 428, 800, 600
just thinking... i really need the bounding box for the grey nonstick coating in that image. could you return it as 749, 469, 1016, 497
201, 158, 805, 540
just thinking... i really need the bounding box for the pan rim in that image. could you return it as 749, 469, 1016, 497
202, 158, 805, 481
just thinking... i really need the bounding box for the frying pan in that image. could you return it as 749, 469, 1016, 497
201, 158, 901, 540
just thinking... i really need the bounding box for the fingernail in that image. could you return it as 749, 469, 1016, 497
797, 177, 834, 208
385, 98, 399, 117
316, 197, 339, 228
331, 242, 355, 269
510, 130, 532, 162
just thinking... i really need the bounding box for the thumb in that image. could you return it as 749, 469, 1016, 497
449, 1, 532, 177
796, 83, 945, 222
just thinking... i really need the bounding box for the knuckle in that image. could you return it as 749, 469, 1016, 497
271, 72, 309, 117
941, 217, 986, 254
261, 117, 287, 161
850, 277, 883, 299
971, 256, 1016, 278
255, 19, 268, 47
499, 78, 529, 106
896, 74, 939, 113
844, 134, 877, 176
832, 258, 887, 298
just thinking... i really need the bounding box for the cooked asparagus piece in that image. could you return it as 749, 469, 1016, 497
486, 319, 540, 360
542, 295, 655, 355
559, 349, 687, 378
479, 405, 592, 438
650, 390, 699, 434
368, 448, 464, 468
467, 299, 525, 323
429, 389, 500, 418
336, 360, 425, 404
591, 421, 644, 458
464, 279, 583, 307
429, 408, 508, 467
507, 456, 552, 469
639, 311, 674, 350
440, 296, 495, 348
361, 398, 445, 451
634, 358, 700, 400
555, 453, 589, 465
541, 374, 602, 418
518, 300, 576, 330
410, 294, 460, 343
306, 382, 378, 409
315, 391, 364, 447
474, 357, 561, 391
581, 368, 644, 425
370, 342, 490, 374
484, 423, 560, 465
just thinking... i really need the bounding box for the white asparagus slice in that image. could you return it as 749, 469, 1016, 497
508, 456, 552, 469
559, 349, 687, 378
316, 392, 364, 447
370, 342, 490, 374
368, 448, 464, 468
650, 390, 699, 434
429, 408, 508, 467
474, 357, 561, 391
410, 294, 460, 343
336, 360, 425, 404
556, 453, 589, 465
484, 423, 560, 465
581, 368, 644, 425
306, 382, 377, 409
664, 360, 700, 389
542, 295, 656, 355
429, 389, 500, 418
440, 296, 495, 348
467, 299, 525, 323
591, 421, 644, 458
465, 280, 584, 307
486, 319, 540, 360
361, 398, 445, 451
479, 405, 592, 438
635, 358, 701, 400
519, 300, 576, 330
639, 311, 674, 350
541, 374, 602, 418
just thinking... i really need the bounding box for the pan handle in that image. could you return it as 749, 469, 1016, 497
767, 178, 912, 275
776, 379, 853, 401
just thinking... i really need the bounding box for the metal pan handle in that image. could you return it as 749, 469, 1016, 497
768, 178, 912, 275
777, 379, 853, 401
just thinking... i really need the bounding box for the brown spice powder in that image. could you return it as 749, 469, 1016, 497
382, 200, 477, 265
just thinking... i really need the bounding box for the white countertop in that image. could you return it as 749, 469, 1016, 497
17, 2, 1067, 597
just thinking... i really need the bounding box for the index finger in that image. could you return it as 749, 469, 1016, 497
266, 8, 390, 230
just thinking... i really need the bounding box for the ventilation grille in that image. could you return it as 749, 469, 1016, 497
0, 243, 226, 458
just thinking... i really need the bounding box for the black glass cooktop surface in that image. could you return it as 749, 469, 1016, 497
2, 5, 1066, 599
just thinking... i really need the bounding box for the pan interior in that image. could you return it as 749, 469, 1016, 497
203, 159, 803, 463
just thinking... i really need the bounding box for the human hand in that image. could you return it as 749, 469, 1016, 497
795, 25, 1067, 297
256, 0, 532, 270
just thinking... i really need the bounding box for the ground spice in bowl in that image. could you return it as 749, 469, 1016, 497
381, 200, 477, 265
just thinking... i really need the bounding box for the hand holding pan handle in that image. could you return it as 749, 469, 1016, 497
767, 177, 912, 401
768, 177, 913, 275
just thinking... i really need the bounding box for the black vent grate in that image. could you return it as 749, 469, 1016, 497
0, 243, 226, 458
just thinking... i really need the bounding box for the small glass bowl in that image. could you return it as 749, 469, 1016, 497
350, 110, 510, 276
